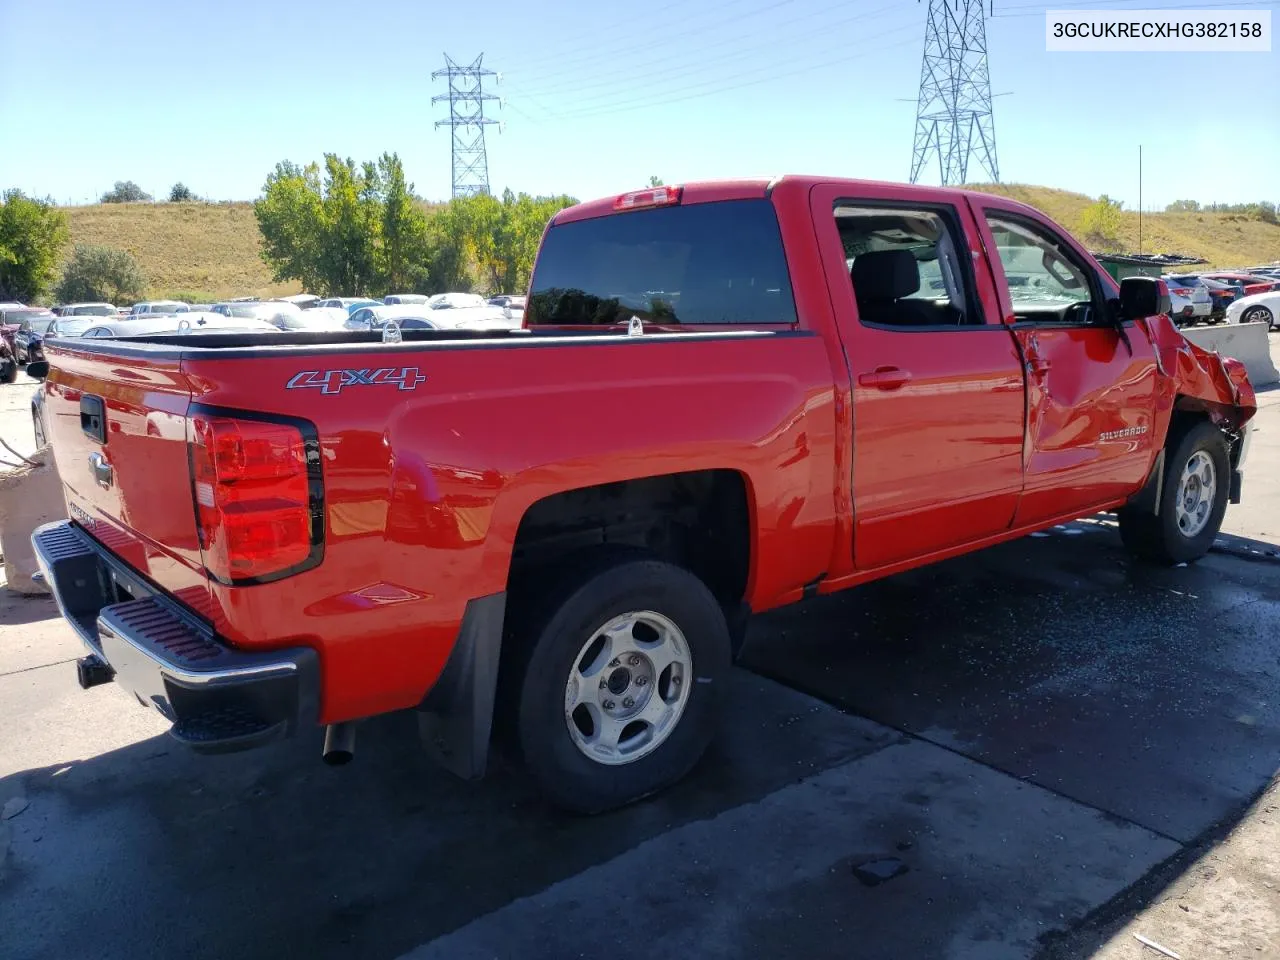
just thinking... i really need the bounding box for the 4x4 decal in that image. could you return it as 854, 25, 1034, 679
286, 367, 427, 395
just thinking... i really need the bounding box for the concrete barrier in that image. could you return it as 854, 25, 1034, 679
1181, 321, 1280, 389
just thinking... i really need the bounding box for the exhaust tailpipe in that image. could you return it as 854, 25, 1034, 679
322, 722, 357, 765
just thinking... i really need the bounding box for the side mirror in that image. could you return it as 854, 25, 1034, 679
1118, 276, 1171, 320
26, 360, 49, 380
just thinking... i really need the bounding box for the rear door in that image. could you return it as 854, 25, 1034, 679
969, 197, 1159, 526
42, 343, 212, 614
809, 183, 1026, 570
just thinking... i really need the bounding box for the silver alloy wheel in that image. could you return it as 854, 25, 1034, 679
564, 609, 693, 766
1174, 450, 1216, 538
1242, 306, 1273, 327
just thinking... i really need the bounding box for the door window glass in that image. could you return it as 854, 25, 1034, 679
834, 204, 982, 328
985, 214, 1095, 323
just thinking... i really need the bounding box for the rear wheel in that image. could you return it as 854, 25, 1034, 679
1119, 420, 1229, 565
1241, 305, 1274, 328
510, 555, 731, 814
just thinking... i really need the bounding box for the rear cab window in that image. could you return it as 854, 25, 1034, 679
526, 198, 797, 327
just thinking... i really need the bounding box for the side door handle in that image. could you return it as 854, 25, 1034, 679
858, 366, 912, 390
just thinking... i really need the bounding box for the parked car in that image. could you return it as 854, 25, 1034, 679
344, 304, 442, 331
487, 295, 527, 309
47, 316, 98, 338
30, 176, 1258, 815
12, 309, 57, 364
1225, 290, 1280, 329
317, 297, 381, 315
383, 293, 430, 305
129, 300, 190, 316
427, 292, 488, 310
0, 301, 25, 309
1199, 277, 1241, 321
52, 302, 116, 317
209, 300, 307, 329
279, 293, 322, 309
1160, 274, 1212, 325
1200, 273, 1280, 298
77, 314, 281, 339
0, 336, 16, 383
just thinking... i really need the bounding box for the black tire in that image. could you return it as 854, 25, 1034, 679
32, 410, 45, 448
1241, 305, 1274, 328
0, 360, 15, 384
510, 554, 731, 814
1118, 420, 1229, 565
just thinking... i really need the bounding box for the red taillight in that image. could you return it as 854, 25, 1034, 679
614, 185, 682, 211
1171, 287, 1192, 296
188, 412, 320, 583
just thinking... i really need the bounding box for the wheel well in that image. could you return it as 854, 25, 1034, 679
508, 470, 751, 610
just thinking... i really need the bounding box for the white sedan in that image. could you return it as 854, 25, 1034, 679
1225, 290, 1279, 329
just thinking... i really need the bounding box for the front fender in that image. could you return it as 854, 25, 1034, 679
1145, 313, 1257, 428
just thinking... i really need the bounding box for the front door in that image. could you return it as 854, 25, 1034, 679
971, 200, 1160, 526
811, 185, 1027, 571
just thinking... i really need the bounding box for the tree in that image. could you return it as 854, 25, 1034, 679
101, 180, 153, 203
377, 153, 431, 292
648, 176, 665, 187
1165, 199, 1200, 213
1079, 194, 1124, 248
254, 151, 576, 297
54, 244, 147, 305
0, 190, 70, 303
169, 182, 196, 202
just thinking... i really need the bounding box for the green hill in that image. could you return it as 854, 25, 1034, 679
966, 184, 1280, 269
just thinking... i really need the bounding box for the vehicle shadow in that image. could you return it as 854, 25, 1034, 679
742, 515, 1280, 844
0, 668, 890, 960
0, 586, 58, 627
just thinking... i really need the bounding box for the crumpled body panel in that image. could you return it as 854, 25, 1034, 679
1142, 314, 1257, 430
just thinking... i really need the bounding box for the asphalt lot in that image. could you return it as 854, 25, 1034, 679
2, 359, 1279, 960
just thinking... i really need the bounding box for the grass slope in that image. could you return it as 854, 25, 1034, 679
62, 187, 1280, 303
967, 183, 1280, 269
65, 202, 297, 302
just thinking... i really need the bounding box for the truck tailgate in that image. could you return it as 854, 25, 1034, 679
43, 345, 213, 618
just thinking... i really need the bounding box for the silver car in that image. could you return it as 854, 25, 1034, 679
1161, 274, 1212, 326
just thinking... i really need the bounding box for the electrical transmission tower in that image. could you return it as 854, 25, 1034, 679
433, 54, 501, 198
909, 0, 999, 186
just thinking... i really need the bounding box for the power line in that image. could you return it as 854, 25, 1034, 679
507, 0, 802, 87
910, 0, 1000, 186
433, 54, 501, 198
509, 0, 910, 103
519, 28, 922, 124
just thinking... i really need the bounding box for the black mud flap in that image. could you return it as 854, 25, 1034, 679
416, 592, 506, 780
1126, 449, 1165, 515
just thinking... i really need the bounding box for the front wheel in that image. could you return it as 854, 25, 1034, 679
512, 556, 731, 814
1241, 305, 1274, 328
32, 409, 46, 448
0, 359, 15, 384
1118, 420, 1229, 565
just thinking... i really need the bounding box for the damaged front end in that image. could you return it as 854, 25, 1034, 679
1141, 312, 1257, 503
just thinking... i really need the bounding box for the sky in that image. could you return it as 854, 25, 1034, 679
0, 0, 1276, 211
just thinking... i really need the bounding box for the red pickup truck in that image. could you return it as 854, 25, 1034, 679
31, 177, 1257, 813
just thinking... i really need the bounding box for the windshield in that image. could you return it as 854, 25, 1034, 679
526, 199, 796, 326
68, 304, 115, 315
